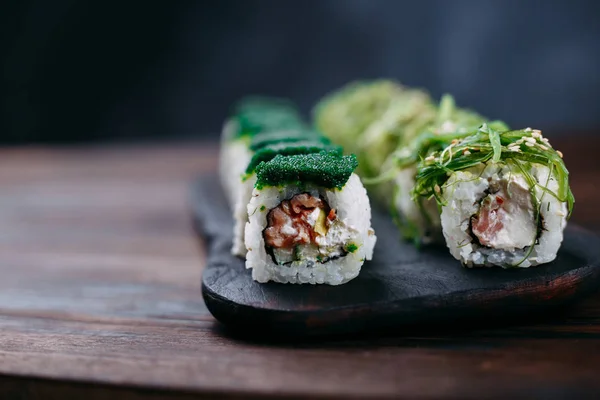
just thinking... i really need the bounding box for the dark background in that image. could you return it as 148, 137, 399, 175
2, 0, 599, 144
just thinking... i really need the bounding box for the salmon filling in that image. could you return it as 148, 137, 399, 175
263, 193, 353, 264
470, 177, 537, 251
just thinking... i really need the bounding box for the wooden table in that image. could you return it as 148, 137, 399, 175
0, 139, 599, 399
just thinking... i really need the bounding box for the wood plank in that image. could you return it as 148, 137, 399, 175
0, 139, 598, 399
2, 314, 600, 398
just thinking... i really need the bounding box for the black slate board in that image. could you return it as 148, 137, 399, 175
193, 175, 600, 337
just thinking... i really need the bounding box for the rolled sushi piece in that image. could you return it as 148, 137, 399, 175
219, 97, 308, 255
313, 80, 404, 162
232, 134, 339, 257
390, 95, 509, 245
413, 124, 574, 267
219, 97, 306, 208
313, 80, 436, 180
245, 151, 376, 285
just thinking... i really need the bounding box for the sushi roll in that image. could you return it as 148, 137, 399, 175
313, 80, 404, 168
220, 97, 377, 284
390, 95, 508, 245
232, 135, 340, 257
245, 151, 376, 284
413, 124, 574, 267
219, 97, 307, 256
219, 97, 305, 206
313, 80, 435, 180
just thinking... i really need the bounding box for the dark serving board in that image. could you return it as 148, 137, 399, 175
193, 175, 600, 337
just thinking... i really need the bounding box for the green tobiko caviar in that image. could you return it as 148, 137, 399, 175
255, 151, 358, 190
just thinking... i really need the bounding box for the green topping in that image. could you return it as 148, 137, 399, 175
393, 95, 507, 170
260, 205, 266, 211
314, 80, 435, 178
345, 243, 358, 253
364, 95, 508, 189
232, 97, 305, 138
249, 129, 328, 151
237, 111, 304, 138
314, 80, 403, 151
357, 89, 436, 177
487, 124, 502, 162
229, 96, 363, 192
255, 151, 358, 189
245, 140, 342, 175
413, 124, 574, 218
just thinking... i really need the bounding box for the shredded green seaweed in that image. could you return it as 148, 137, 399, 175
485, 124, 502, 162
413, 124, 574, 218
359, 95, 508, 242
313, 80, 436, 178
393, 96, 508, 170
364, 95, 508, 189
313, 80, 404, 150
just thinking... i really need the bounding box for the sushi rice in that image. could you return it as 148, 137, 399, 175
413, 124, 573, 268
245, 174, 376, 284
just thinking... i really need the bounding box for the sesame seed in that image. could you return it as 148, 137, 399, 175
533, 129, 542, 134
425, 155, 435, 162
539, 144, 548, 151
440, 121, 457, 133
434, 185, 441, 193
463, 150, 471, 156
532, 131, 541, 138
451, 139, 459, 145
525, 142, 535, 147
525, 137, 537, 144
516, 139, 524, 145
524, 127, 532, 132
541, 137, 550, 143
557, 150, 563, 158
509, 147, 521, 152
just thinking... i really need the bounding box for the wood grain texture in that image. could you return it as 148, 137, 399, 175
0, 139, 599, 399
